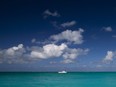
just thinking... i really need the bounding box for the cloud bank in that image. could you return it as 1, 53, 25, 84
0, 44, 89, 64
0, 29, 89, 64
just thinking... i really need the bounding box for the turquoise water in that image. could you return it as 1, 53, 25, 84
0, 72, 116, 87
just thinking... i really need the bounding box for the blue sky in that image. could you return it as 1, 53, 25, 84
0, 0, 116, 72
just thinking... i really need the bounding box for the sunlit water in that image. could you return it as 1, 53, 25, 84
0, 72, 116, 87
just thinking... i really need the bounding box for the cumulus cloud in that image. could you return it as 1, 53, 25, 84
5, 44, 25, 58
43, 9, 60, 18
63, 48, 89, 59
30, 43, 89, 63
103, 51, 116, 64
103, 26, 112, 32
0, 44, 26, 63
30, 43, 67, 59
61, 21, 76, 28
0, 43, 89, 64
104, 51, 115, 61
62, 48, 89, 63
50, 29, 84, 44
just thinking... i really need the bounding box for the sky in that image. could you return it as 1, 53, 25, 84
0, 0, 116, 72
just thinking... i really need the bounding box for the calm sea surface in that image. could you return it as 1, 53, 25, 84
0, 72, 116, 87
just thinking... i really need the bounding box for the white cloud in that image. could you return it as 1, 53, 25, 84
43, 9, 60, 18
30, 43, 67, 59
103, 26, 112, 32
61, 21, 76, 28
0, 28, 89, 64
50, 29, 84, 44
5, 44, 25, 57
0, 43, 89, 64
30, 43, 89, 63
62, 48, 89, 64
103, 51, 116, 62
63, 48, 89, 59
0, 44, 26, 63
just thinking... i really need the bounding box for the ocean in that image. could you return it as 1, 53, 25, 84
0, 72, 116, 87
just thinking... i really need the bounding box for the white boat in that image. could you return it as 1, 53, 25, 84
58, 70, 67, 73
